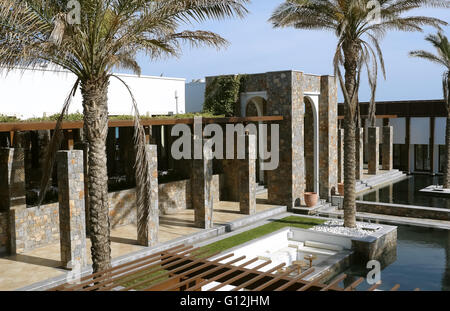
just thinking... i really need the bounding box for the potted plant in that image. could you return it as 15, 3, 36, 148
304, 192, 318, 207
338, 183, 344, 196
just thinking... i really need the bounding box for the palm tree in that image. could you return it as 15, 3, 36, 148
270, 0, 448, 228
0, 0, 249, 273
410, 32, 450, 188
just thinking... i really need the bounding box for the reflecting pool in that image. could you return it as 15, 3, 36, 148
339, 225, 450, 291
357, 175, 450, 209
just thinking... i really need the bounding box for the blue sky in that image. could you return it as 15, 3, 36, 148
136, 1, 449, 102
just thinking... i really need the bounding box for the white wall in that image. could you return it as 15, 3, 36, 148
391, 117, 406, 144
410, 117, 430, 145
185, 81, 206, 113
435, 117, 446, 145
0, 67, 185, 119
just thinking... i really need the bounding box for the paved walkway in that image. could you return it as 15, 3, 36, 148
0, 194, 276, 291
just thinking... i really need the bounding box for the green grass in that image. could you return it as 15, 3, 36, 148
118, 265, 169, 290
114, 216, 324, 290
196, 216, 325, 257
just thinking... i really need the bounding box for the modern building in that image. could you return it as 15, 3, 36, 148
338, 99, 447, 175
0, 66, 186, 119
185, 79, 206, 113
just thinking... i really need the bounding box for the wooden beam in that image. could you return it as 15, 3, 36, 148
162, 255, 248, 291
187, 259, 272, 292
272, 268, 315, 291
344, 277, 364, 291
0, 116, 284, 132
320, 274, 347, 291
143, 253, 236, 291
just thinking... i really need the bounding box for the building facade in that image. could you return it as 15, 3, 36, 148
0, 66, 186, 119
338, 99, 447, 175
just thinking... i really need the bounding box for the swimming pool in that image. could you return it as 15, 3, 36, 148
338, 225, 450, 291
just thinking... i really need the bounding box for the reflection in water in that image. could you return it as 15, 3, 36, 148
358, 175, 450, 209
444, 231, 450, 290
339, 225, 450, 291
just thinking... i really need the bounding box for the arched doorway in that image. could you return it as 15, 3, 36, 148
304, 96, 319, 194
245, 96, 267, 185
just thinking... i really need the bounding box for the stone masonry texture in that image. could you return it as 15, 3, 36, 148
239, 134, 257, 215
338, 129, 344, 184
137, 145, 159, 247
57, 150, 87, 269
9, 203, 59, 254
319, 75, 338, 199
191, 138, 213, 229
368, 127, 380, 175
356, 128, 364, 180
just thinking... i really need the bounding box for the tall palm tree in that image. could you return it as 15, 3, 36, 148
0, 0, 249, 273
410, 32, 450, 188
270, 0, 448, 228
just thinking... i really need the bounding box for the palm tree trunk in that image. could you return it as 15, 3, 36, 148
81, 76, 112, 273
444, 114, 450, 189
344, 108, 357, 228
342, 41, 359, 228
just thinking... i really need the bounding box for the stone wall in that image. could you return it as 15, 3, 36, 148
0, 212, 9, 256
9, 203, 59, 253
109, 175, 221, 229
356, 201, 450, 221
0, 175, 221, 255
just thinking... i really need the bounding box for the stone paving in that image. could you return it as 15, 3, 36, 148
0, 194, 276, 291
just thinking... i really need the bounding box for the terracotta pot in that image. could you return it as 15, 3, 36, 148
304, 192, 318, 207
338, 183, 344, 196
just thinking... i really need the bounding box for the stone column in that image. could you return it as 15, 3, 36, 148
239, 134, 257, 215
0, 148, 26, 212
368, 127, 380, 175
356, 128, 364, 180
57, 150, 87, 270
338, 129, 344, 184
266, 71, 305, 208
319, 75, 338, 200
382, 126, 393, 171
191, 138, 213, 229
137, 145, 159, 247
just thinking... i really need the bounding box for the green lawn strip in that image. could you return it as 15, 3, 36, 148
116, 216, 324, 289
196, 216, 325, 258
117, 265, 169, 290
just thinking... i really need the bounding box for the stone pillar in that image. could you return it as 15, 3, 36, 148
57, 150, 87, 270
368, 127, 380, 175
338, 129, 344, 184
266, 71, 305, 208
137, 145, 159, 247
239, 134, 257, 215
319, 75, 338, 199
0, 148, 26, 212
191, 138, 213, 229
382, 126, 393, 171
356, 128, 364, 180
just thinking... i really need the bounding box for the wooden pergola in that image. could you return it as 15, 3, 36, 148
49, 244, 411, 292
0, 115, 283, 147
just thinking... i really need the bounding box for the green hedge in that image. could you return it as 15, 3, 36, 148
0, 112, 225, 123
203, 75, 247, 117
